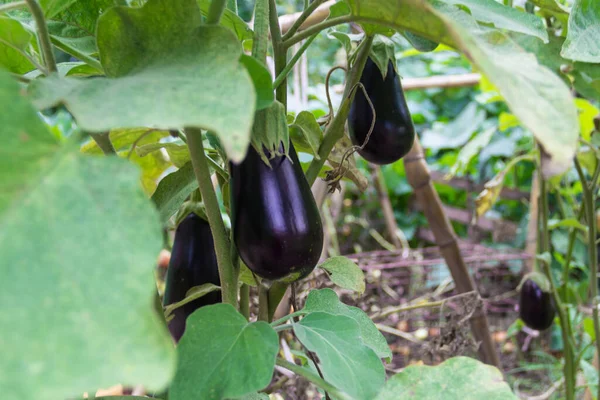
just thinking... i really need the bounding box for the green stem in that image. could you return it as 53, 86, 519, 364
270, 310, 307, 326
273, 34, 317, 90
276, 358, 353, 400
267, 281, 290, 321
574, 158, 600, 400
269, 0, 286, 105
283, 15, 353, 49
185, 128, 238, 307
539, 169, 575, 400
0, 1, 26, 13
561, 206, 585, 302
240, 284, 250, 320
91, 132, 116, 155
305, 35, 374, 185
24, 0, 57, 74
226, 0, 237, 14
206, 0, 227, 24
281, 0, 325, 41
258, 284, 270, 321
251, 0, 269, 62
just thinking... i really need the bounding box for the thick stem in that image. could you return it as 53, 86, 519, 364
240, 284, 250, 320
281, 0, 325, 41
24, 0, 57, 74
251, 0, 269, 62
305, 35, 374, 186
91, 132, 116, 155
273, 34, 317, 90
276, 358, 353, 400
283, 15, 353, 49
267, 281, 289, 321
186, 128, 238, 307
575, 159, 600, 399
0, 1, 26, 13
206, 0, 227, 24
258, 284, 270, 322
269, 0, 286, 105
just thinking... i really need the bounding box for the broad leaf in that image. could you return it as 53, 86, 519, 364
303, 289, 392, 360
151, 162, 198, 223
40, 0, 78, 19
530, 0, 570, 14
319, 256, 366, 294
0, 72, 175, 400
375, 356, 516, 399
163, 283, 221, 319
561, 0, 600, 63
402, 31, 439, 52
170, 304, 278, 400
240, 54, 274, 111
29, 0, 257, 163
293, 312, 386, 400
81, 128, 170, 154
421, 102, 485, 151
447, 126, 495, 177
289, 111, 323, 158
137, 142, 190, 167
0, 16, 35, 73
197, 0, 253, 41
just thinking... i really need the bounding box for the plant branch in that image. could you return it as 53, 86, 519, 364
273, 33, 317, 90
304, 34, 373, 185
270, 310, 307, 326
185, 128, 238, 307
0, 1, 26, 13
91, 132, 116, 155
269, 0, 286, 105
206, 0, 227, 24
283, 15, 353, 48
574, 158, 600, 400
240, 284, 250, 320
275, 358, 353, 400
281, 0, 325, 41
258, 284, 270, 321
25, 0, 57, 74
251, 0, 269, 62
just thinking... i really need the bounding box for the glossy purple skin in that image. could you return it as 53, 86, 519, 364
163, 213, 221, 342
519, 279, 556, 331
230, 143, 324, 282
348, 57, 415, 165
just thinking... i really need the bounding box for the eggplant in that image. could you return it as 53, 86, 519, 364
230, 143, 324, 282
348, 57, 415, 165
519, 278, 556, 331
163, 213, 221, 342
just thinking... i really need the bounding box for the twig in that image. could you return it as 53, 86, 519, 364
273, 34, 317, 90
25, 0, 57, 74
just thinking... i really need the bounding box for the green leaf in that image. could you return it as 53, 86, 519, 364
547, 218, 589, 232
289, 111, 323, 158
250, 100, 290, 164
137, 142, 190, 168
402, 31, 439, 52
447, 126, 495, 178
240, 54, 274, 111
170, 304, 278, 400
151, 162, 198, 223
443, 0, 548, 42
370, 35, 396, 78
375, 356, 516, 399
498, 112, 520, 131
197, 0, 253, 41
561, 0, 600, 63
421, 102, 486, 151
164, 283, 221, 319
40, 0, 78, 19
0, 16, 35, 73
303, 289, 392, 360
0, 71, 175, 399
581, 359, 599, 400
81, 128, 170, 154
575, 98, 600, 141
30, 0, 256, 163
530, 0, 570, 15
293, 312, 385, 400
319, 256, 366, 294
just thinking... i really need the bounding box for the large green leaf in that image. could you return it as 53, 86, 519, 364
303, 289, 392, 360
293, 312, 386, 400
561, 0, 600, 63
0, 71, 175, 400
39, 0, 79, 19
29, 0, 257, 163
0, 16, 35, 73
151, 162, 198, 223
375, 357, 516, 399
170, 304, 278, 400
319, 256, 366, 294
197, 0, 253, 41
443, 0, 548, 42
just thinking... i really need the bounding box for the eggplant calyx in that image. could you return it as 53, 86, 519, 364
518, 271, 551, 293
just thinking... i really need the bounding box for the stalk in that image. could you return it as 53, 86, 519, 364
91, 132, 116, 155
206, 0, 227, 24
275, 358, 353, 400
24, 0, 57, 74
281, 0, 325, 41
269, 0, 286, 105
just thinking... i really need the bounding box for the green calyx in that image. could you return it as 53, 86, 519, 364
518, 271, 552, 293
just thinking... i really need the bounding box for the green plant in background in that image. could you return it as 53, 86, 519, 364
0, 0, 598, 399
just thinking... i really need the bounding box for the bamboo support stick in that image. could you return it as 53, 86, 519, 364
524, 172, 540, 273
403, 138, 501, 368
371, 165, 402, 249
279, 0, 336, 35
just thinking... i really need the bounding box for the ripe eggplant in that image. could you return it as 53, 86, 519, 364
519, 278, 556, 331
230, 143, 324, 282
348, 57, 415, 165
163, 213, 221, 342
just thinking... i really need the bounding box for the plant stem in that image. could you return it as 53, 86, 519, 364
206, 0, 227, 24
561, 206, 585, 302
267, 281, 290, 321
24, 0, 57, 74
281, 0, 325, 41
251, 0, 269, 62
269, 0, 286, 105
185, 128, 238, 307
226, 0, 237, 14
574, 158, 600, 400
258, 284, 270, 321
270, 310, 307, 326
283, 15, 353, 49
0, 1, 26, 13
273, 34, 317, 90
305, 35, 373, 185
539, 168, 575, 400
91, 132, 116, 155
275, 358, 353, 400
240, 284, 250, 320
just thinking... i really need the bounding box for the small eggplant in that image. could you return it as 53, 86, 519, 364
230, 143, 324, 282
348, 57, 415, 165
163, 213, 221, 342
519, 278, 556, 331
